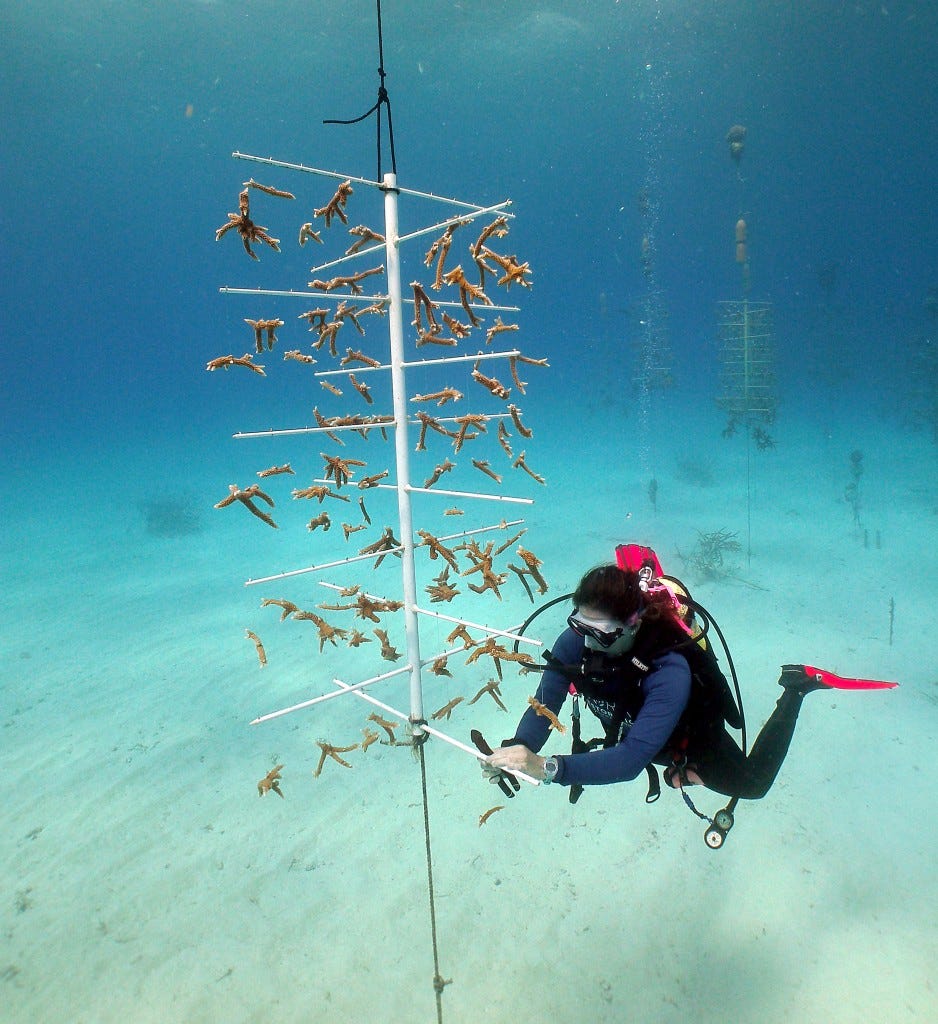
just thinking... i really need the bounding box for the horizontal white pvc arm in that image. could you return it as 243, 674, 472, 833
406, 296, 521, 313
218, 285, 518, 313
417, 721, 539, 786
411, 606, 542, 647
396, 202, 515, 245
314, 580, 543, 645
306, 201, 518, 276
328, 678, 539, 786
406, 486, 532, 505
233, 152, 383, 188
401, 348, 522, 369
309, 243, 389, 274
317, 581, 398, 598
250, 663, 411, 724
249, 669, 538, 785
232, 151, 517, 214
411, 413, 508, 426
315, 348, 522, 377
219, 286, 388, 302
434, 520, 525, 542
233, 421, 395, 439
245, 546, 403, 586
418, 642, 474, 665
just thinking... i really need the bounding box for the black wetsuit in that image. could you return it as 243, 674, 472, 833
512, 625, 807, 800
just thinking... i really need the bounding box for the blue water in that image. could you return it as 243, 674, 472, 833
3, 3, 936, 1022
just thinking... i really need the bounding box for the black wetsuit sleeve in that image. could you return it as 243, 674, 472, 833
509, 628, 582, 752
555, 651, 691, 787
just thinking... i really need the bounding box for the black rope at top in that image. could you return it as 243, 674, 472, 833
323, 0, 398, 182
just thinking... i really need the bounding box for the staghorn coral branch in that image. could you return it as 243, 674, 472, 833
245, 629, 267, 667
243, 178, 295, 199
345, 224, 385, 256
206, 353, 266, 375
411, 388, 463, 407
424, 220, 469, 290
244, 318, 284, 353
298, 222, 323, 246
513, 451, 546, 485
215, 188, 280, 260
411, 281, 441, 333
471, 459, 502, 484
441, 265, 492, 326
341, 348, 382, 368
423, 458, 456, 488
283, 350, 317, 364
214, 484, 277, 528
313, 180, 354, 228
471, 361, 511, 400
309, 266, 384, 295
507, 404, 533, 439
257, 463, 294, 478
485, 317, 519, 345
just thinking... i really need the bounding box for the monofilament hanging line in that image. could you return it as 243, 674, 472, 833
417, 737, 451, 1024
322, 0, 398, 182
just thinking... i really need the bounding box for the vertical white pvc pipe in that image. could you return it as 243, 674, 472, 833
382, 172, 424, 728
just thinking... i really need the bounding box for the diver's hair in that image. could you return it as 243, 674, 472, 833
573, 562, 685, 630
573, 564, 642, 621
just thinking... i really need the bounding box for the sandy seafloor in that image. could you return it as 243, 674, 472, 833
2, 383, 936, 1023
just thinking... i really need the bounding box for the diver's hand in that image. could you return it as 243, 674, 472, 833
486, 744, 547, 781
481, 760, 514, 786
471, 729, 520, 798
479, 755, 521, 798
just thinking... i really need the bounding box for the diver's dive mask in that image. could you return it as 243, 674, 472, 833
567, 609, 641, 657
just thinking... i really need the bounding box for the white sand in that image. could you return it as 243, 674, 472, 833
2, 396, 936, 1024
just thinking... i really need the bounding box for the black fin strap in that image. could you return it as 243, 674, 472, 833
569, 695, 584, 804
645, 764, 661, 803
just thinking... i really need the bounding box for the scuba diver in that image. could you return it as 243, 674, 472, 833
479, 543, 897, 847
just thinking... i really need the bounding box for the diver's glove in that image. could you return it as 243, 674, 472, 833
471, 729, 521, 799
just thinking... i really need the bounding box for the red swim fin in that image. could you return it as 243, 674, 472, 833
803, 664, 899, 690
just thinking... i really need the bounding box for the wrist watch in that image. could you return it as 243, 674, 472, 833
542, 756, 560, 785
